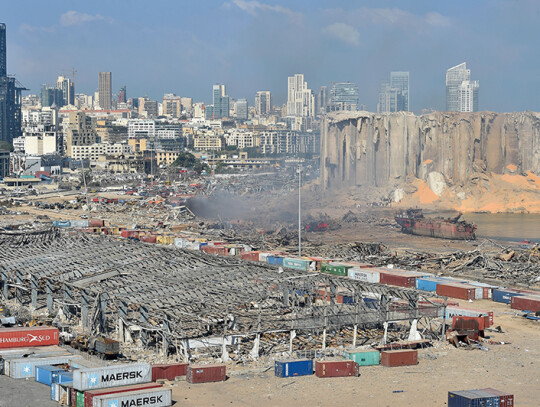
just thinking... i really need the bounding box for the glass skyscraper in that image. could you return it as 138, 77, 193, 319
390, 71, 409, 112
212, 84, 230, 119
446, 62, 479, 112
330, 82, 359, 111
378, 71, 409, 113
0, 23, 24, 143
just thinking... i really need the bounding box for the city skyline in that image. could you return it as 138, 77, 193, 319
2, 1, 540, 112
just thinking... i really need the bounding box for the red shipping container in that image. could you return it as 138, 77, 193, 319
478, 388, 514, 407
0, 326, 59, 348
436, 283, 476, 300
379, 271, 417, 288
89, 219, 105, 227
511, 295, 540, 312
241, 251, 260, 262
140, 235, 157, 243
85, 383, 163, 407
315, 360, 359, 378
151, 363, 188, 381
187, 364, 226, 384
121, 230, 140, 239
452, 316, 487, 334
381, 349, 418, 367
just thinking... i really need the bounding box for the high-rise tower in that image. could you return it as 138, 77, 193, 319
98, 72, 112, 110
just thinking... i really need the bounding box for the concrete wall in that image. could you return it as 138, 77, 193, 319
321, 111, 540, 189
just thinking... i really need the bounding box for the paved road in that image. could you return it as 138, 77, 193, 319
0, 375, 58, 407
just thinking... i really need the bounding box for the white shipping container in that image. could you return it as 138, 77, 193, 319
474, 287, 483, 300
8, 355, 80, 378
348, 268, 380, 283
93, 388, 172, 407
51, 383, 60, 401
72, 363, 151, 391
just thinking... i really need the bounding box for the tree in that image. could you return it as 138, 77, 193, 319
172, 152, 196, 168
193, 161, 210, 174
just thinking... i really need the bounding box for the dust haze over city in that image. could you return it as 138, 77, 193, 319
0, 1, 539, 407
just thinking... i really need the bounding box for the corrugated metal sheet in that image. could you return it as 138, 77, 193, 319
72, 363, 151, 391
93, 388, 171, 407
151, 363, 188, 381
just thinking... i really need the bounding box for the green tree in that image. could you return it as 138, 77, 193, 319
172, 152, 196, 168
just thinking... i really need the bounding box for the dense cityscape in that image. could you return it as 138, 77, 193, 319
0, 2, 539, 407
1, 20, 481, 180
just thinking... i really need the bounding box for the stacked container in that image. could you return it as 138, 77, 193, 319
91, 388, 172, 407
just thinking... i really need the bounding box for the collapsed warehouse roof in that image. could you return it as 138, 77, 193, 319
0, 229, 444, 356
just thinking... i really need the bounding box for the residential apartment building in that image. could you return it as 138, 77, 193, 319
98, 72, 112, 110
446, 62, 479, 112
255, 91, 272, 116
193, 135, 223, 151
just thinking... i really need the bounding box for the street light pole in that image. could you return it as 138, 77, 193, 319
298, 164, 302, 257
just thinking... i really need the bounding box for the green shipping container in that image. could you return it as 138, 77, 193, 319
343, 349, 380, 366
321, 263, 352, 276
283, 258, 310, 271
77, 390, 85, 407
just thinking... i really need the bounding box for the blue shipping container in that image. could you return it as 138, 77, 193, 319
492, 289, 524, 304
267, 256, 284, 266
415, 278, 441, 292
52, 220, 71, 228
36, 365, 67, 386
448, 390, 500, 407
275, 359, 313, 378
53, 371, 73, 384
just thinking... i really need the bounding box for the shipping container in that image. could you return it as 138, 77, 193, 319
348, 268, 380, 283
446, 306, 494, 327
89, 219, 105, 228
51, 383, 60, 402
315, 360, 359, 378
492, 289, 523, 304
437, 283, 477, 300
54, 371, 74, 385
283, 258, 310, 271
267, 255, 284, 266
379, 270, 417, 288
120, 230, 140, 239
1, 347, 72, 375
275, 359, 313, 377
58, 383, 72, 405
0, 326, 59, 348
84, 382, 163, 407
7, 355, 80, 379
465, 281, 497, 299
92, 388, 171, 407
343, 349, 380, 366
478, 388, 514, 406
151, 362, 188, 381
380, 349, 418, 367
186, 364, 226, 384
77, 390, 85, 407
36, 364, 68, 386
71, 220, 90, 228
452, 316, 488, 332
449, 390, 500, 407
510, 295, 540, 312
140, 235, 157, 244
321, 263, 352, 277
73, 363, 152, 391
415, 277, 467, 292
53, 220, 72, 228
241, 251, 261, 262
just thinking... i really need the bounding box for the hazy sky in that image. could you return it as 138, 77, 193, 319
3, 0, 540, 112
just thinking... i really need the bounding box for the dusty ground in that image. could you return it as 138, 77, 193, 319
169, 300, 539, 407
